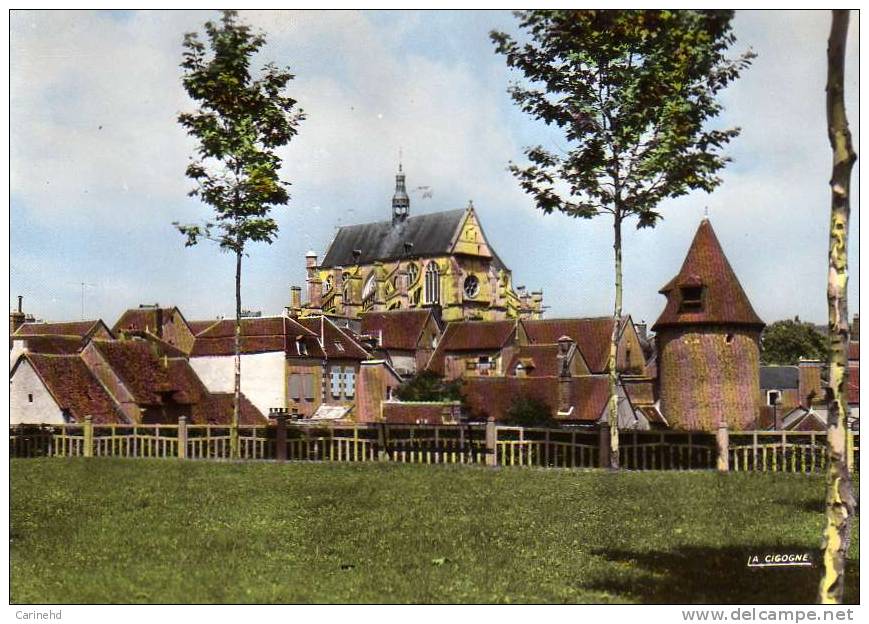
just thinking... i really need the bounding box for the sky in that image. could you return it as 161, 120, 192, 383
8, 9, 860, 328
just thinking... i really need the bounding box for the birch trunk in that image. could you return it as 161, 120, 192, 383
817, 8, 856, 605
607, 213, 622, 469
232, 248, 242, 459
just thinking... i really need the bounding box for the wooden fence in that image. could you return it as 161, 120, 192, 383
8, 417, 859, 474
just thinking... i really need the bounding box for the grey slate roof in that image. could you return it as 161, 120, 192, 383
320, 208, 507, 271
760, 366, 799, 390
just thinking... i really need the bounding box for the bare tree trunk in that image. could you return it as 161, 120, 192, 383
817, 8, 856, 605
607, 212, 622, 469
232, 248, 242, 459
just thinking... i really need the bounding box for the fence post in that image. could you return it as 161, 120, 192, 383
716, 423, 729, 472
83, 415, 94, 458
485, 417, 497, 467
599, 422, 611, 469
275, 413, 287, 461
178, 416, 188, 459
377, 422, 389, 462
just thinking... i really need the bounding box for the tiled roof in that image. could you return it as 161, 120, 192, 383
760, 366, 800, 390
187, 319, 221, 336
112, 307, 186, 337
849, 341, 859, 362
12, 335, 87, 355
461, 375, 610, 423
199, 393, 267, 425
523, 317, 621, 374
505, 344, 561, 377
360, 309, 434, 351
297, 316, 370, 360
14, 320, 109, 338
22, 353, 126, 424
623, 378, 657, 406
90, 340, 177, 405
427, 319, 521, 374
190, 317, 319, 357
653, 219, 764, 331
120, 332, 189, 358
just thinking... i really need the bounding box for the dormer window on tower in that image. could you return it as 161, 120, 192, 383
679, 285, 704, 312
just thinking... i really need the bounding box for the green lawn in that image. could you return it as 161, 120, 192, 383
10, 459, 859, 604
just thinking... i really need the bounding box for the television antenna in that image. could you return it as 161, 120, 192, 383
70, 282, 96, 320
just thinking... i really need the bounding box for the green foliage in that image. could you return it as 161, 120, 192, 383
491, 10, 754, 225
173, 10, 305, 252
395, 370, 462, 402
503, 395, 556, 427
761, 319, 830, 365
10, 459, 859, 603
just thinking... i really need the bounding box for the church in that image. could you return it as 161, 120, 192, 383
295, 166, 544, 322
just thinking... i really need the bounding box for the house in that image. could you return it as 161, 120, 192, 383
653, 218, 765, 431
11, 317, 114, 369
10, 353, 125, 424
299, 165, 543, 322
112, 304, 197, 354
426, 319, 527, 379
359, 308, 442, 377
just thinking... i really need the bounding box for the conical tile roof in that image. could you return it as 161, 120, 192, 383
653, 219, 764, 331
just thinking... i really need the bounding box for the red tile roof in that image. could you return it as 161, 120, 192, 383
427, 320, 521, 374
623, 378, 657, 406
22, 354, 126, 424
523, 317, 620, 374
505, 344, 561, 377
12, 335, 87, 355
14, 320, 110, 338
297, 316, 370, 360
461, 375, 610, 423
360, 309, 435, 351
90, 340, 177, 405
190, 317, 320, 357
849, 341, 859, 362
187, 320, 221, 335
653, 219, 764, 331
162, 359, 266, 425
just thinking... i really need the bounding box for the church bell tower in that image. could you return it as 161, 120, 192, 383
392, 162, 410, 225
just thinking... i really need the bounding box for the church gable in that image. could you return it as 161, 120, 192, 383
450, 206, 493, 260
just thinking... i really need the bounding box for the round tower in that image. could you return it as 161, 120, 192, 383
653, 219, 764, 431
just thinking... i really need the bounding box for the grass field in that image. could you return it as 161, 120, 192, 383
10, 458, 859, 604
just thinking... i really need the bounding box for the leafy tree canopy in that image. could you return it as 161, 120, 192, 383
395, 371, 462, 403
761, 319, 830, 365
491, 9, 754, 226
503, 396, 556, 428
175, 9, 305, 252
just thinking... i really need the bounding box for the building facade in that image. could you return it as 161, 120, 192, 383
299, 166, 544, 322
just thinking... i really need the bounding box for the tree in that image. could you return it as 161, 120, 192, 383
761, 319, 829, 365
491, 10, 753, 467
395, 371, 462, 403
174, 10, 304, 458
817, 9, 856, 606
503, 396, 556, 427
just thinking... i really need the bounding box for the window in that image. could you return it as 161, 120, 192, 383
407, 263, 419, 285
425, 262, 440, 304
28, 393, 33, 403
679, 285, 704, 312
463, 275, 480, 298
296, 338, 307, 356
344, 367, 356, 398
330, 366, 342, 398
411, 289, 421, 306
725, 333, 735, 344
478, 356, 492, 375
303, 375, 315, 400
767, 390, 781, 406
362, 274, 376, 309
323, 276, 333, 293
289, 375, 302, 401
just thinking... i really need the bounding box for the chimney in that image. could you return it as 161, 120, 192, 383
635, 321, 648, 343
10, 295, 26, 335
556, 335, 574, 377
305, 252, 322, 311
289, 286, 302, 317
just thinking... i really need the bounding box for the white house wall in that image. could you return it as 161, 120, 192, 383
189, 351, 286, 415
10, 360, 65, 424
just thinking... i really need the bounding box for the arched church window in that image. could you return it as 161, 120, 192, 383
407, 262, 419, 285
323, 276, 333, 293
424, 262, 440, 304
362, 274, 377, 309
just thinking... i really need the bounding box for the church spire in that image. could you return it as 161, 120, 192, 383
392, 155, 410, 225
